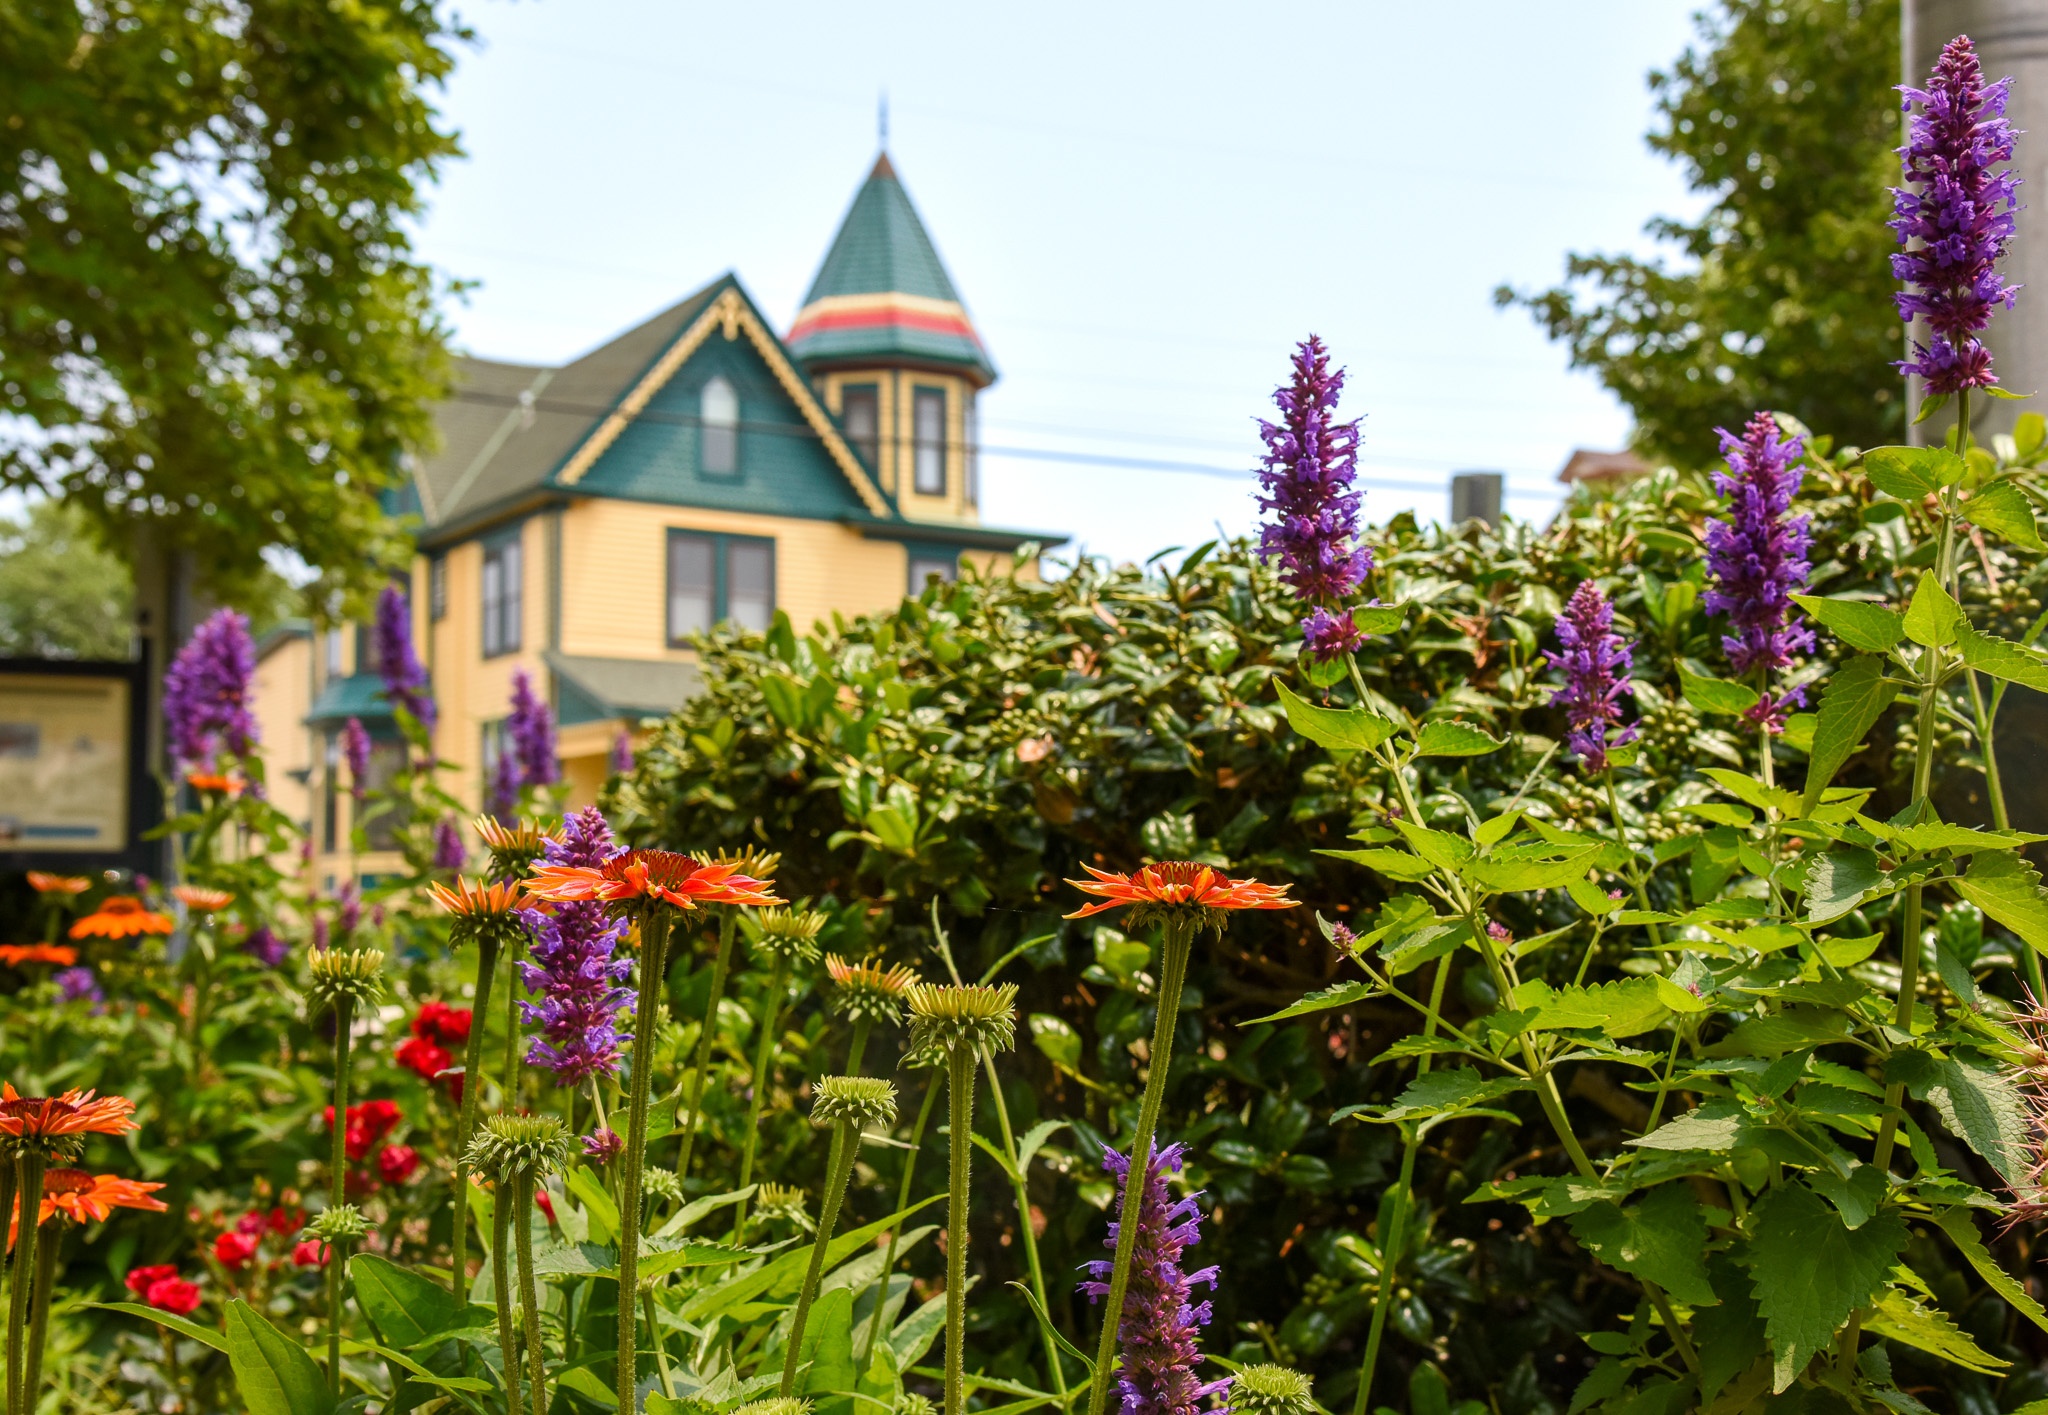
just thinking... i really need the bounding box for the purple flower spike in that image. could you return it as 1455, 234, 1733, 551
1705, 413, 1815, 732
508, 668, 559, 789
517, 807, 634, 1085
609, 729, 635, 776
432, 816, 466, 872
163, 609, 259, 771
1079, 1142, 1232, 1415
486, 750, 519, 820
1545, 580, 1639, 772
372, 585, 436, 737
583, 1127, 624, 1164
1892, 35, 2022, 394
1256, 337, 1372, 660
245, 926, 289, 968
341, 717, 371, 800
335, 882, 361, 941
54, 966, 102, 1005
1301, 607, 1365, 662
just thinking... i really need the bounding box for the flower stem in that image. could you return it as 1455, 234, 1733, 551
981, 1045, 1066, 1396
515, 1168, 547, 1412
783, 1117, 862, 1396
674, 909, 738, 1184
328, 994, 354, 1393
452, 929, 505, 1297
1085, 918, 1194, 1415
616, 908, 673, 1412
504, 946, 521, 1109
729, 954, 793, 1243
492, 1171, 524, 1415
944, 1046, 979, 1415
22, 1216, 60, 1410
8, 1149, 47, 1415
846, 1016, 873, 1077
860, 1068, 940, 1366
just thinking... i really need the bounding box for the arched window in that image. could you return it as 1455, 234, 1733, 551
701, 376, 739, 476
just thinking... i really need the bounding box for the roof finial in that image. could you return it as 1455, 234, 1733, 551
878, 89, 889, 150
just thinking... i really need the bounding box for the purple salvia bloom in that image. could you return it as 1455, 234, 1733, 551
163, 609, 259, 770
1705, 413, 1816, 732
336, 882, 361, 941
341, 717, 371, 800
1300, 606, 1365, 661
1255, 337, 1372, 661
1892, 35, 2023, 394
609, 729, 635, 776
372, 585, 436, 736
517, 807, 634, 1085
1544, 580, 1639, 772
54, 966, 101, 1004
486, 749, 519, 820
507, 668, 559, 788
245, 926, 289, 968
583, 1127, 624, 1164
1079, 1142, 1232, 1415
310, 915, 330, 952
432, 815, 466, 872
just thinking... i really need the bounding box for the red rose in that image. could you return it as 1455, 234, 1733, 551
413, 1001, 472, 1046
125, 1264, 179, 1297
213, 1231, 260, 1269
145, 1276, 204, 1316
266, 1206, 300, 1235
233, 1211, 266, 1237
327, 1099, 404, 1161
377, 1145, 422, 1186
291, 1240, 329, 1268
395, 1035, 453, 1085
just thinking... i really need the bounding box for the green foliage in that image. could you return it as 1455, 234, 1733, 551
1497, 0, 1904, 464
0, 497, 133, 659
0, 0, 467, 610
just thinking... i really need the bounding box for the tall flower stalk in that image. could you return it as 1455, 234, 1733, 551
729, 908, 825, 1241
905, 983, 1018, 1415
781, 1077, 897, 1396
525, 848, 779, 1409
372, 584, 435, 740
307, 945, 384, 1391
1078, 1142, 1230, 1415
162, 608, 260, 774
1065, 864, 1295, 1415
1545, 581, 1637, 774
468, 1113, 570, 1415
517, 810, 632, 1089
858, 1065, 942, 1366
674, 849, 782, 1187
1254, 336, 1370, 661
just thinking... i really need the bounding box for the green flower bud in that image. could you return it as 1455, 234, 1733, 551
812, 1075, 898, 1131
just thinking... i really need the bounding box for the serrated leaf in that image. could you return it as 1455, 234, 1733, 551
1887, 820, 2042, 853
1242, 980, 1375, 1026
1654, 976, 1714, 1014
1699, 768, 1800, 817
1392, 818, 1472, 872
1957, 624, 2048, 692
1462, 846, 1604, 894
1356, 1066, 1532, 1123
1866, 1289, 2009, 1374
1316, 847, 1436, 882
1356, 604, 1407, 634
1568, 1183, 1716, 1305
1806, 1163, 1886, 1230
1745, 1185, 1907, 1392
1789, 595, 1907, 654
1954, 849, 2048, 952
1414, 719, 1504, 756
1696, 1260, 1768, 1401
1682, 670, 1761, 716
1522, 978, 1670, 1038
1863, 444, 1964, 498
1926, 1056, 2030, 1185
1932, 1208, 2048, 1334
1801, 656, 1901, 815
1273, 680, 1401, 752
1631, 1102, 1748, 1153
1802, 847, 1882, 925
224, 1300, 335, 1415
1714, 1009, 1850, 1057
1961, 477, 2045, 551
1902, 571, 1965, 648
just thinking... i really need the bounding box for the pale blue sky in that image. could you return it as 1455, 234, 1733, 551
413, 0, 1708, 565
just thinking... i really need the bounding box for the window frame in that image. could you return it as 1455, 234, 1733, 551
912, 385, 947, 496
839, 383, 881, 470
699, 374, 740, 478
964, 397, 980, 507
429, 556, 448, 622
481, 529, 524, 659
908, 551, 959, 592
665, 528, 777, 646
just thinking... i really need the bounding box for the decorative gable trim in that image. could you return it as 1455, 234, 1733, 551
552, 284, 892, 519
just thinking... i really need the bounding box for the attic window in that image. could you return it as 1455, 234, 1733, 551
913, 387, 945, 496
701, 376, 739, 476
841, 385, 879, 469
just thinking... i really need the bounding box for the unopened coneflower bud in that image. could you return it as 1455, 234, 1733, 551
812, 1075, 898, 1132
306, 947, 385, 1011
906, 982, 1018, 1058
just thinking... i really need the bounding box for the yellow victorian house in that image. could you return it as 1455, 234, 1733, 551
256, 153, 1059, 886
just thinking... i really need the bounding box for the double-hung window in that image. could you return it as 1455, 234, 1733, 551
913, 387, 946, 495
840, 385, 880, 469
700, 376, 739, 476
667, 530, 775, 643
482, 532, 523, 658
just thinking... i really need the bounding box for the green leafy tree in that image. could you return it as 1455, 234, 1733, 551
0, 497, 132, 659
1497, 0, 1903, 466
0, 0, 468, 610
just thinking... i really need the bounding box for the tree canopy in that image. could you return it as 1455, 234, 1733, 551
1497, 0, 1902, 467
0, 0, 468, 610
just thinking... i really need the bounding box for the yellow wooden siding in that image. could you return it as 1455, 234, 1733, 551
252, 633, 314, 836
420, 521, 552, 809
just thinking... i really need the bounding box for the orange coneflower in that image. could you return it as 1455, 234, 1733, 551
0, 1085, 141, 1143
25, 874, 90, 896
37, 1169, 168, 1225
426, 876, 530, 919
183, 770, 244, 796
0, 945, 77, 968
526, 848, 782, 914
171, 885, 234, 914
1064, 861, 1299, 928
69, 897, 175, 940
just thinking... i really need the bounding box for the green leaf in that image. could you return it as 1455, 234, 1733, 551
1681, 671, 1761, 716
1699, 768, 1800, 817
565, 1164, 619, 1245
1414, 719, 1504, 756
759, 674, 807, 729
348, 1254, 464, 1349
1926, 1056, 2030, 1185
1391, 819, 1473, 873
1789, 595, 1907, 654
1806, 1163, 1886, 1230
889, 1290, 950, 1369
1802, 847, 1882, 925
1567, 1184, 1716, 1306
1961, 477, 2045, 551
1956, 624, 2048, 691
1902, 571, 1964, 648
1714, 1009, 1850, 1057
1316, 847, 1436, 882
1522, 978, 1670, 1039
1242, 980, 1375, 1026
1801, 656, 1901, 815
1744, 1185, 1907, 1392
1695, 1261, 1768, 1402
88, 1301, 228, 1354
1932, 1208, 2048, 1334
1462, 846, 1605, 894
1954, 849, 2048, 953
1863, 445, 1964, 498
1342, 1067, 1531, 1124
1866, 1289, 2009, 1374
797, 1285, 858, 1415
1273, 680, 1401, 752
683, 1196, 943, 1325
1356, 604, 1406, 634
224, 1299, 335, 1415
1885, 820, 2043, 853
1631, 1102, 1748, 1154
1028, 1014, 1082, 1071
